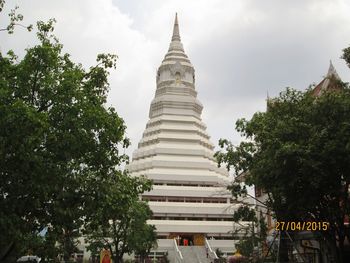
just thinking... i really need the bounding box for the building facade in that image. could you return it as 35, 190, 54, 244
127, 14, 249, 259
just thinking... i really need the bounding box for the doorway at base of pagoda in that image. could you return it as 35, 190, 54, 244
168, 233, 205, 246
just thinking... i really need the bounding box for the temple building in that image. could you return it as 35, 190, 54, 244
311, 60, 342, 96
127, 14, 249, 261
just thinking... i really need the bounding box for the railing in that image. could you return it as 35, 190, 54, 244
205, 238, 219, 261
173, 238, 184, 262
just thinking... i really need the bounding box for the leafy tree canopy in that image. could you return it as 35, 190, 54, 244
0, 5, 156, 262
84, 174, 157, 263
343, 46, 350, 68
216, 84, 350, 261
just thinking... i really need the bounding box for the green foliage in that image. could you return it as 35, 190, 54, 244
233, 206, 256, 222
20, 229, 60, 263
227, 182, 247, 199
236, 239, 254, 259
1, 3, 156, 262
226, 178, 267, 261
0, 16, 132, 262
132, 222, 157, 259
84, 175, 156, 263
216, 86, 350, 261
231, 205, 266, 260
0, 0, 32, 33
342, 46, 350, 68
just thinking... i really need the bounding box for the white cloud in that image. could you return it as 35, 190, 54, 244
1, 0, 350, 156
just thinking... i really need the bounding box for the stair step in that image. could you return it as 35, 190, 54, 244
178, 246, 212, 263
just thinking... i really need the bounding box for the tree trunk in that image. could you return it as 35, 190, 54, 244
278, 231, 289, 262
0, 241, 15, 263
112, 255, 120, 263
113, 252, 123, 263
327, 237, 342, 263
337, 237, 345, 263
63, 249, 70, 262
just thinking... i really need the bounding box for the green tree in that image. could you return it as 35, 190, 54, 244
216, 86, 350, 262
0, 15, 129, 263
230, 201, 267, 261
342, 46, 350, 68
84, 174, 156, 263
131, 221, 157, 262
0, 0, 32, 33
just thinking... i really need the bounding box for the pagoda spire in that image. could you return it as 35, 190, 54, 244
166, 13, 186, 54
327, 60, 340, 79
171, 13, 181, 42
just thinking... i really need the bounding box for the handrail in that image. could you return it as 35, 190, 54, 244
205, 238, 219, 260
173, 238, 183, 262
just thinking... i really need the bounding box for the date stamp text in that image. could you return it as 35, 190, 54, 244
275, 221, 329, 231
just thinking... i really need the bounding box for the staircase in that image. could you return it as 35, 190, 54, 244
178, 246, 212, 263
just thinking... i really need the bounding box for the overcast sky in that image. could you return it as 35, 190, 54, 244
1, 0, 350, 157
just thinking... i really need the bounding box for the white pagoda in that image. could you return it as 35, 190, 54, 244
127, 14, 246, 260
